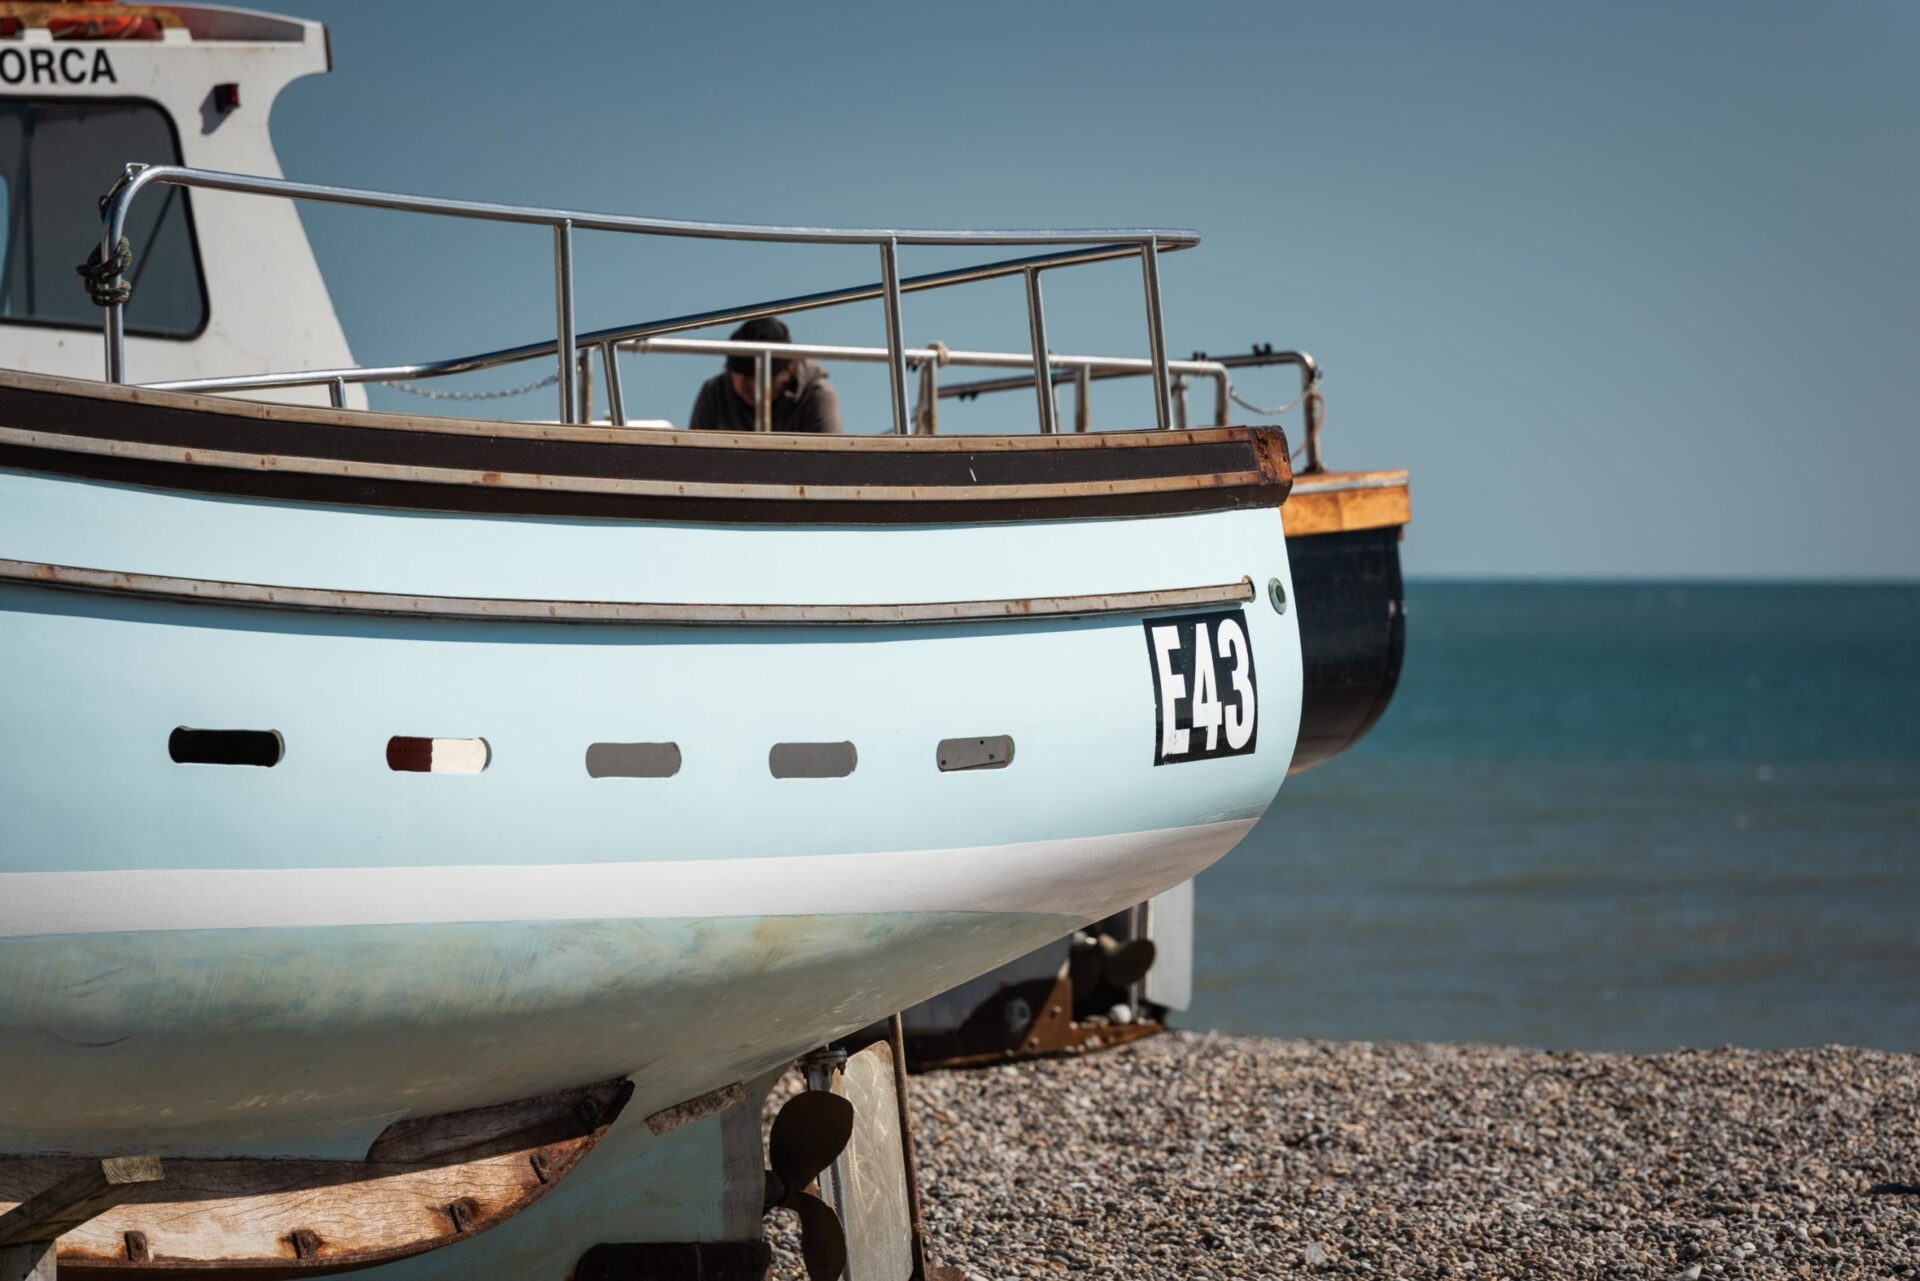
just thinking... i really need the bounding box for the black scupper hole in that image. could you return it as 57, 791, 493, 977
169, 727, 283, 767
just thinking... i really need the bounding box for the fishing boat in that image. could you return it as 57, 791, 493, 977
0, 6, 1302, 1277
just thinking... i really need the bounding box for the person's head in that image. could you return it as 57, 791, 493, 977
725, 316, 796, 404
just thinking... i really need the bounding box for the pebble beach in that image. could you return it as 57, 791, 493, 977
775, 1032, 1920, 1279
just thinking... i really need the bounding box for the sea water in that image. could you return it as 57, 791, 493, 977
1192, 582, 1920, 1052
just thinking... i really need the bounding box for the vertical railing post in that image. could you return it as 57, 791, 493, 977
1139, 236, 1172, 429
98, 163, 145, 384
1023, 266, 1057, 435
1074, 364, 1092, 433
1172, 375, 1189, 431
754, 349, 772, 433
1212, 370, 1230, 426
879, 238, 910, 436
552, 220, 577, 424
1302, 364, 1324, 473
914, 357, 940, 435
104, 302, 125, 384
602, 341, 626, 427
328, 377, 346, 409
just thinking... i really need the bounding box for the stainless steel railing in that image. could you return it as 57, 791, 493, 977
617, 337, 1236, 434
96, 163, 1200, 433
937, 344, 1329, 470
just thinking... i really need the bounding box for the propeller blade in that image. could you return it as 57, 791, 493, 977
1069, 934, 1100, 1001
1098, 934, 1157, 988
793, 1188, 850, 1281
768, 1089, 853, 1192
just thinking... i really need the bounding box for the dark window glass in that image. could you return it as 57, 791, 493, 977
0, 98, 206, 337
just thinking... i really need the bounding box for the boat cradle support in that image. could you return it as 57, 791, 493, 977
0, 1079, 632, 1277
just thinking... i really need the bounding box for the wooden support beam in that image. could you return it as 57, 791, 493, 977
0, 1158, 162, 1281
1, 1239, 56, 1281
0, 1157, 163, 1248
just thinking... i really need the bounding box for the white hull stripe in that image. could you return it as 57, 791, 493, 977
0, 819, 1255, 939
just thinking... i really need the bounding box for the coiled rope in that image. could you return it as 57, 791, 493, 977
77, 239, 134, 307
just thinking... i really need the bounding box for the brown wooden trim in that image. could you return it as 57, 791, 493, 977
0, 369, 1290, 524
1283, 470, 1411, 538
0, 558, 1256, 626
1, 1080, 633, 1278
0, 427, 1274, 506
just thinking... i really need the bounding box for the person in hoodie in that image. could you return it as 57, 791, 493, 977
687, 316, 843, 433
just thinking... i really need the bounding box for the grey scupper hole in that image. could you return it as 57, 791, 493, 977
586, 742, 683, 779
938, 735, 1014, 772
169, 727, 283, 767
769, 741, 857, 779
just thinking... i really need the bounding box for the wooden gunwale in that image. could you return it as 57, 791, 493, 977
0, 558, 1256, 625
0, 370, 1291, 524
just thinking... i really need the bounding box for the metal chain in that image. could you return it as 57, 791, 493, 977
379, 372, 560, 401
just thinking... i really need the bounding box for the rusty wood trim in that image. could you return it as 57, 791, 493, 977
0, 426, 1273, 506
0, 560, 1257, 627
1283, 469, 1412, 539
22, 1082, 631, 1276
0, 366, 1271, 454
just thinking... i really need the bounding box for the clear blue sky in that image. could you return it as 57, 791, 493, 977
263, 0, 1920, 581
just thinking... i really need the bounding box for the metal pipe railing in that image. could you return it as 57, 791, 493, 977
98, 164, 1199, 433
615, 337, 1236, 433
939, 344, 1323, 462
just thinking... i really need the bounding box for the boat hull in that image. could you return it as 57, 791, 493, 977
0, 411, 1300, 1161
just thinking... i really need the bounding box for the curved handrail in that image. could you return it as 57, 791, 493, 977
95, 164, 1199, 430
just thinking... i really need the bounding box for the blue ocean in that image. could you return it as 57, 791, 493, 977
1190, 582, 1920, 1052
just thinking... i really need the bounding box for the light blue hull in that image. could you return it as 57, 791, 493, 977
0, 464, 1300, 1268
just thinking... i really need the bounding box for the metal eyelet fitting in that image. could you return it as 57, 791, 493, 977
1267, 577, 1288, 614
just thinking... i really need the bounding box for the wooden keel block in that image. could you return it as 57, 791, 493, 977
0, 1157, 163, 1247
0, 1078, 634, 1275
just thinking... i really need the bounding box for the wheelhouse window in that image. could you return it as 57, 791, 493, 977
0, 98, 207, 337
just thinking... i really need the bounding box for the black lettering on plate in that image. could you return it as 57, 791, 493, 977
0, 47, 114, 84
1144, 608, 1258, 765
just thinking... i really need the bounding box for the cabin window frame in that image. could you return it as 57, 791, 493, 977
0, 93, 210, 341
